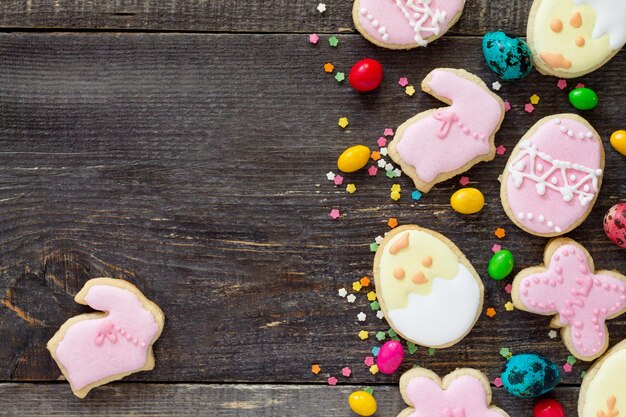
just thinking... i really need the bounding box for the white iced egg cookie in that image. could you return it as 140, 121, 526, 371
373, 225, 483, 348
579, 339, 626, 417
353, 0, 466, 49
528, 0, 626, 78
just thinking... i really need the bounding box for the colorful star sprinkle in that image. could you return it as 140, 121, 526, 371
324, 63, 334, 73
504, 100, 511, 112
377, 137, 387, 147
338, 288, 347, 297
358, 330, 369, 340
370, 151, 381, 161
411, 190, 422, 201
398, 77, 409, 87
317, 3, 326, 13
388, 218, 398, 228
495, 228, 506, 238
357, 312, 366, 322
567, 356, 577, 365
492, 81, 502, 91
375, 331, 386, 341
346, 294, 356, 303
333, 175, 344, 186
576, 83, 585, 89
530, 94, 540, 105
328, 36, 339, 47
493, 377, 503, 388
338, 117, 349, 128
312, 364, 321, 374
459, 176, 470, 186
524, 103, 535, 113
504, 283, 513, 294
359, 277, 370, 287
390, 191, 401, 201
405, 85, 416, 96
384, 128, 394, 136
329, 209, 340, 220
496, 145, 506, 156
367, 291, 377, 301
327, 376, 337, 385
364, 356, 375, 366
492, 244, 502, 253
499, 347, 512, 359
548, 330, 558, 339
309, 34, 319, 44
486, 307, 497, 318
346, 183, 356, 194
376, 310, 384, 319
563, 363, 573, 373
369, 365, 379, 375
367, 165, 378, 176
352, 281, 362, 292
326, 171, 335, 181
341, 367, 352, 377
557, 79, 567, 90
369, 242, 378, 252
335, 72, 345, 82
504, 302, 515, 312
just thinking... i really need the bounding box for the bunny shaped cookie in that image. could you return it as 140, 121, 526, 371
48, 278, 165, 398
388, 68, 505, 192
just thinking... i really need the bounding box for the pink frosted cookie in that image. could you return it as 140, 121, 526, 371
353, 0, 466, 49
47, 278, 165, 398
501, 114, 604, 237
397, 368, 510, 417
388, 68, 505, 192
512, 239, 626, 361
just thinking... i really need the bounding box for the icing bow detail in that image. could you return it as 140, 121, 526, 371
94, 320, 118, 346
432, 110, 459, 139
441, 408, 466, 417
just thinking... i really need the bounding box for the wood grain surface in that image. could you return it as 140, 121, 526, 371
0, 0, 532, 35
0, 1, 624, 416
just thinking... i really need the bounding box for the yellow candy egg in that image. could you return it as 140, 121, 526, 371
450, 188, 485, 214
610, 130, 626, 156
348, 391, 377, 417
338, 145, 371, 173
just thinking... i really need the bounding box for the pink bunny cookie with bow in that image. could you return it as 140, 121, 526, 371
512, 239, 626, 361
47, 278, 165, 398
388, 68, 505, 192
353, 0, 466, 49
397, 368, 510, 417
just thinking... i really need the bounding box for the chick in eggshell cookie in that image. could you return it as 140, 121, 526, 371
528, 0, 626, 78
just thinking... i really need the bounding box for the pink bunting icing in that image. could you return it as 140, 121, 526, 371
54, 284, 160, 390
517, 244, 626, 358
405, 374, 504, 417
356, 0, 465, 47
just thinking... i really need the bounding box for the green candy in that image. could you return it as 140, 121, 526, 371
569, 88, 599, 110
488, 250, 514, 280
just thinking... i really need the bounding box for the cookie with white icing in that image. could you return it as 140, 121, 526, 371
388, 68, 505, 193
501, 114, 604, 237
47, 278, 165, 398
528, 0, 626, 78
512, 239, 626, 361
579, 339, 626, 417
397, 368, 510, 417
353, 0, 466, 49
374, 225, 483, 348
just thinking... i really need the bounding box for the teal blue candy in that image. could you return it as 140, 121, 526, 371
482, 32, 533, 80
488, 250, 514, 280
569, 87, 599, 110
501, 354, 561, 398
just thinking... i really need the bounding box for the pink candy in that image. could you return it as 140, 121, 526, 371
376, 340, 405, 374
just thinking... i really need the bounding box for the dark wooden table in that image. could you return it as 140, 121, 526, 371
0, 1, 624, 415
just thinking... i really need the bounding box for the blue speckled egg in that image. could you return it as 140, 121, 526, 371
482, 31, 533, 80
501, 354, 560, 398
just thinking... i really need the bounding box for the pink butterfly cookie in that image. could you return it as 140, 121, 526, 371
512, 239, 626, 361
47, 278, 165, 398
398, 368, 510, 417
353, 0, 466, 49
388, 68, 505, 192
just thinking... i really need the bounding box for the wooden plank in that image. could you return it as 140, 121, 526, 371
0, 0, 532, 35
0, 33, 624, 388
0, 383, 580, 416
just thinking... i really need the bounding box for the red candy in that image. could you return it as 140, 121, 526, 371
349, 58, 383, 92
533, 399, 565, 417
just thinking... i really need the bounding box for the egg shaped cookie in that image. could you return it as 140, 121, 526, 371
528, 0, 626, 78
501, 114, 604, 237
579, 339, 626, 417
353, 0, 466, 49
374, 225, 483, 348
